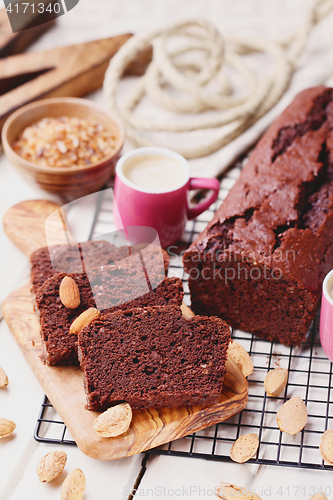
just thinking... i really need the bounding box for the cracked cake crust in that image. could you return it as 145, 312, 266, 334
183, 86, 333, 346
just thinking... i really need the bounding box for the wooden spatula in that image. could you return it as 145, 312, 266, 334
0, 34, 152, 131
0, 7, 55, 57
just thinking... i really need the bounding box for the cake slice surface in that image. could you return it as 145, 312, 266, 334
35, 268, 184, 366
31, 240, 169, 296
78, 305, 231, 411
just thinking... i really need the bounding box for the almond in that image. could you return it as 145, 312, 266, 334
181, 303, 195, 319
216, 482, 262, 500
264, 368, 288, 397
319, 429, 333, 464
230, 433, 259, 463
59, 276, 80, 309
0, 366, 8, 387
276, 396, 307, 434
0, 418, 16, 438
93, 402, 132, 437
309, 494, 328, 500
69, 308, 100, 335
61, 469, 86, 500
227, 340, 253, 378
36, 450, 67, 483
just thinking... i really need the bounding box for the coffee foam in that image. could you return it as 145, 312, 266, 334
122, 155, 187, 193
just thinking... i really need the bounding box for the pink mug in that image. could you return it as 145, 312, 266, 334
114, 147, 220, 248
320, 269, 333, 362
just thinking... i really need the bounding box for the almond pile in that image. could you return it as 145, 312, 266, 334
36, 451, 86, 499
59, 276, 101, 334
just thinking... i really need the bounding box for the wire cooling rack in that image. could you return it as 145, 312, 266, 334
34, 157, 333, 471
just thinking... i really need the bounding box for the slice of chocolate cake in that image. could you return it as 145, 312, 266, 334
35, 266, 184, 366
78, 305, 231, 411
30, 240, 170, 296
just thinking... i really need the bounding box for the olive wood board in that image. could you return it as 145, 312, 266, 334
2, 200, 249, 460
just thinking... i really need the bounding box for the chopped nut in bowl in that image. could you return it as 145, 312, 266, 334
13, 116, 118, 169
2, 98, 125, 201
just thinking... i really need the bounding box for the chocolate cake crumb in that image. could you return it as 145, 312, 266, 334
78, 306, 231, 411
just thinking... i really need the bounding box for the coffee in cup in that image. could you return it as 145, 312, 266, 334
122, 155, 188, 193
114, 147, 220, 248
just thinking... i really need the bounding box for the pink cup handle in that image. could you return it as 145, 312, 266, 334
187, 177, 220, 220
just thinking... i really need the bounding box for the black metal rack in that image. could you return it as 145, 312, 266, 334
34, 157, 333, 470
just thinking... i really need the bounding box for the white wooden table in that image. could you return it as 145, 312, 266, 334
1, 1, 333, 498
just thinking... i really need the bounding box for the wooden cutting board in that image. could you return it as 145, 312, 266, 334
2, 200, 248, 460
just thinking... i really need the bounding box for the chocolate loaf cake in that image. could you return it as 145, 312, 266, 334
30, 240, 169, 296
78, 305, 231, 411
35, 266, 184, 366
183, 86, 333, 346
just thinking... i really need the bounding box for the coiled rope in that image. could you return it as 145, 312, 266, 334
104, 0, 333, 159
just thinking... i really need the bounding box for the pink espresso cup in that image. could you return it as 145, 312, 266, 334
114, 147, 220, 248
320, 269, 333, 362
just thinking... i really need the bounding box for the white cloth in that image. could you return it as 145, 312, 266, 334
105, 0, 333, 177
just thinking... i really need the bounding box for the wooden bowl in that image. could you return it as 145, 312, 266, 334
2, 97, 125, 201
